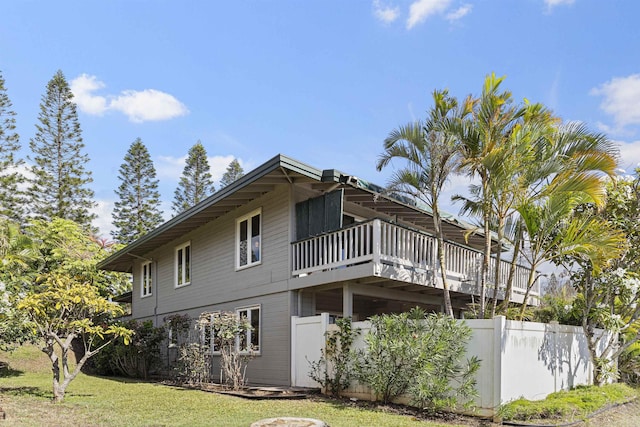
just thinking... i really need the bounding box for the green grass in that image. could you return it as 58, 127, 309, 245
498, 383, 638, 422
0, 345, 462, 427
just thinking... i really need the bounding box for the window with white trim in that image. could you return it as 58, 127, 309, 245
201, 312, 221, 355
236, 209, 261, 269
175, 241, 191, 287
140, 261, 152, 297
236, 306, 260, 353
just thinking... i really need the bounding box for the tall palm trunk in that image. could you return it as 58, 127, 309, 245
498, 220, 523, 314
433, 201, 454, 317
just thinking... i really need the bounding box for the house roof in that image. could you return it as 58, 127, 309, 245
98, 153, 487, 273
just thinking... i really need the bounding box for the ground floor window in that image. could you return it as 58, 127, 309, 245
236, 306, 260, 353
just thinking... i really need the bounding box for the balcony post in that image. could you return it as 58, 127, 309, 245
372, 219, 381, 275
343, 283, 353, 318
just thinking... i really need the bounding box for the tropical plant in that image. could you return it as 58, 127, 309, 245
17, 273, 133, 402
356, 308, 479, 411
377, 89, 471, 317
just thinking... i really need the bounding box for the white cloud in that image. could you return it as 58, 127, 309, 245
70, 74, 189, 123
91, 199, 115, 239
445, 4, 472, 22
407, 0, 452, 29
70, 74, 108, 115
616, 140, 640, 174
544, 0, 575, 9
110, 89, 189, 123
373, 0, 400, 24
591, 74, 640, 133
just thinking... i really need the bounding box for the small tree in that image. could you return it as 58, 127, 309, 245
18, 273, 133, 402
28, 70, 96, 229
111, 138, 164, 244
201, 311, 253, 390
219, 158, 244, 188
0, 70, 25, 222
172, 141, 215, 214
308, 317, 360, 397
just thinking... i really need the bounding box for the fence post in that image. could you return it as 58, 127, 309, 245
493, 315, 506, 414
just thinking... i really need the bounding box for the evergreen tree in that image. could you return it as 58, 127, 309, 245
172, 141, 215, 213
0, 70, 25, 222
219, 158, 245, 188
27, 70, 95, 227
112, 138, 164, 244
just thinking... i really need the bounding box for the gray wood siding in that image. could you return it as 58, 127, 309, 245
129, 184, 292, 320
160, 291, 292, 386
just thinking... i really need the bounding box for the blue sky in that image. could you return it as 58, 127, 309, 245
3, 0, 639, 237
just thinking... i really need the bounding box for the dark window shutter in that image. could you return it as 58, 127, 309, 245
295, 189, 344, 240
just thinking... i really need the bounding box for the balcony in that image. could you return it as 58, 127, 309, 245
291, 219, 539, 305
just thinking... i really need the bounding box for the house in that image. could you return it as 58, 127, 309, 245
98, 154, 539, 386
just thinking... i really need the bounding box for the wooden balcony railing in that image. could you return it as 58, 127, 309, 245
291, 219, 539, 298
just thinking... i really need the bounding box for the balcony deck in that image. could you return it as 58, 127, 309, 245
291, 219, 539, 305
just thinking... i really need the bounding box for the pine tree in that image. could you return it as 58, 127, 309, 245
27, 70, 95, 228
111, 138, 164, 244
0, 71, 25, 222
219, 158, 245, 188
172, 141, 215, 213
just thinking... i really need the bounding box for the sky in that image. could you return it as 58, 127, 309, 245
2, 0, 639, 238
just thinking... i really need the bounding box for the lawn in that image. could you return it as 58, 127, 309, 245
0, 345, 467, 427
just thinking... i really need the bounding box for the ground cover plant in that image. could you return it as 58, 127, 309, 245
498, 383, 638, 423
0, 344, 465, 427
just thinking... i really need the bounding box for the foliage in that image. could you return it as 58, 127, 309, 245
0, 70, 25, 222
219, 158, 245, 188
172, 141, 215, 213
92, 320, 165, 379
24, 218, 130, 297
17, 273, 133, 402
308, 317, 360, 397
498, 383, 637, 422
0, 345, 460, 427
356, 308, 479, 412
111, 138, 164, 244
27, 70, 95, 229
175, 342, 212, 385
198, 311, 254, 390
532, 284, 581, 326
377, 89, 469, 317
164, 313, 191, 347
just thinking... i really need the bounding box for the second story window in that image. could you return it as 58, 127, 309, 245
141, 261, 152, 297
175, 241, 191, 287
236, 208, 261, 269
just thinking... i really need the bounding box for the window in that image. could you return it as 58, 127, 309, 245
201, 312, 221, 355
175, 241, 191, 287
236, 306, 260, 353
236, 209, 261, 269
140, 261, 152, 297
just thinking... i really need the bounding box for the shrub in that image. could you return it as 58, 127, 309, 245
308, 317, 360, 397
356, 308, 479, 412
93, 320, 165, 379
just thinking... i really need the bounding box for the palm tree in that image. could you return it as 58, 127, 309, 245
377, 89, 470, 317
448, 73, 526, 318
514, 122, 619, 318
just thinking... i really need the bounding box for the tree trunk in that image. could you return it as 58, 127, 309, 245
498, 221, 523, 315
433, 204, 454, 318
479, 211, 491, 319
490, 218, 505, 317
518, 266, 538, 320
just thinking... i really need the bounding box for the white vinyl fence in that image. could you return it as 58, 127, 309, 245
291, 314, 610, 415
